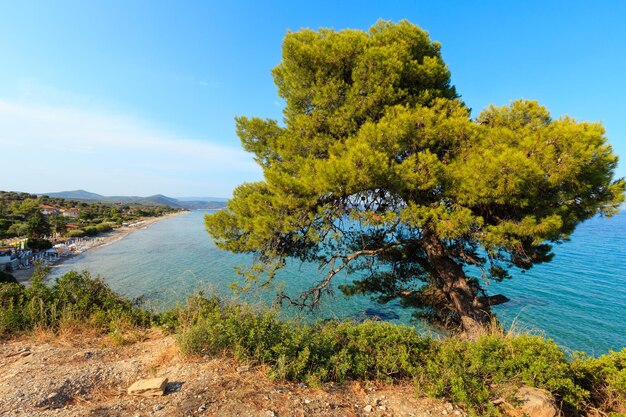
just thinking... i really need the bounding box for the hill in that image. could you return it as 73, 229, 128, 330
138, 194, 185, 208
178, 196, 229, 203
42, 189, 107, 200
40, 190, 227, 210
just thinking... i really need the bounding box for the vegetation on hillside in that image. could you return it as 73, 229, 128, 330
0, 191, 181, 242
1, 270, 624, 416
0, 268, 152, 337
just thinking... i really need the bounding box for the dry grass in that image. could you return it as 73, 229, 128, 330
30, 321, 107, 348
149, 342, 181, 369
454, 314, 547, 343
58, 323, 103, 346
25, 319, 153, 350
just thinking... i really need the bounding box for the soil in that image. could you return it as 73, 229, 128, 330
0, 330, 467, 417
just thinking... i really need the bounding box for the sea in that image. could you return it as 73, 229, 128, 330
49, 210, 626, 356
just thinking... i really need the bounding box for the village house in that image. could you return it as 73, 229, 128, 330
61, 208, 80, 218
39, 205, 60, 217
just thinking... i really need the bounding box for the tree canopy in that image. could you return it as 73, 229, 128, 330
205, 20, 625, 332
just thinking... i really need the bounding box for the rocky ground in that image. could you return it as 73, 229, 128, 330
0, 330, 468, 417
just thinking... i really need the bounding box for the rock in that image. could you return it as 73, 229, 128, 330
165, 381, 182, 393
265, 411, 276, 417
35, 391, 72, 409
478, 294, 510, 306
364, 405, 373, 413
127, 377, 168, 397
515, 387, 558, 417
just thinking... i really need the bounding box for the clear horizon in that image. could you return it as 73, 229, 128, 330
2, 1, 625, 197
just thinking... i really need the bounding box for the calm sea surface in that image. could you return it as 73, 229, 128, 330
50, 210, 626, 355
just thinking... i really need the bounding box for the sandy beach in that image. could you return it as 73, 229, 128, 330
11, 211, 188, 284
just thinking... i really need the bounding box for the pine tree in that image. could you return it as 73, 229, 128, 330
206, 21, 625, 332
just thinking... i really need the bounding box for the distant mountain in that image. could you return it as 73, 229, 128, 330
138, 195, 185, 208
39, 190, 227, 210
176, 200, 226, 210
43, 189, 107, 200
178, 196, 229, 202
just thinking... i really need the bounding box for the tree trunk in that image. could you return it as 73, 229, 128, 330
422, 229, 493, 333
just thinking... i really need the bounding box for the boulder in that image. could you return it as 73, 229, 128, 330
514, 386, 558, 417
127, 377, 168, 397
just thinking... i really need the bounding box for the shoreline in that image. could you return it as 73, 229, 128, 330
11, 211, 189, 284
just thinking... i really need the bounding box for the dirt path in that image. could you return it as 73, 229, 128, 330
0, 331, 466, 417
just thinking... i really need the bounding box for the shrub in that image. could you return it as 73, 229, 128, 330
174, 293, 623, 416
0, 269, 152, 338
417, 335, 588, 416
572, 349, 626, 414
176, 293, 433, 384
65, 229, 85, 238
0, 282, 30, 334
95, 223, 113, 233
83, 226, 98, 236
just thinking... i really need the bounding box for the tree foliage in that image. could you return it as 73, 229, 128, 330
0, 191, 177, 239
205, 20, 625, 331
26, 211, 51, 240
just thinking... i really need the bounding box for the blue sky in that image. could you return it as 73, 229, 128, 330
1, 0, 625, 198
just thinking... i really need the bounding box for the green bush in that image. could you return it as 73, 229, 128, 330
417, 335, 589, 416
0, 269, 152, 337
83, 226, 98, 236
572, 349, 626, 414
95, 223, 113, 233
268, 320, 432, 383
176, 296, 431, 385
173, 293, 625, 416
65, 229, 85, 238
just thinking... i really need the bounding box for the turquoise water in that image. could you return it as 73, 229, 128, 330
50, 210, 626, 355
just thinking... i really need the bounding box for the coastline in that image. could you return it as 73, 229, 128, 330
11, 211, 188, 284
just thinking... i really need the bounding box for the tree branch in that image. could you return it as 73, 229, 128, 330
279, 240, 403, 309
